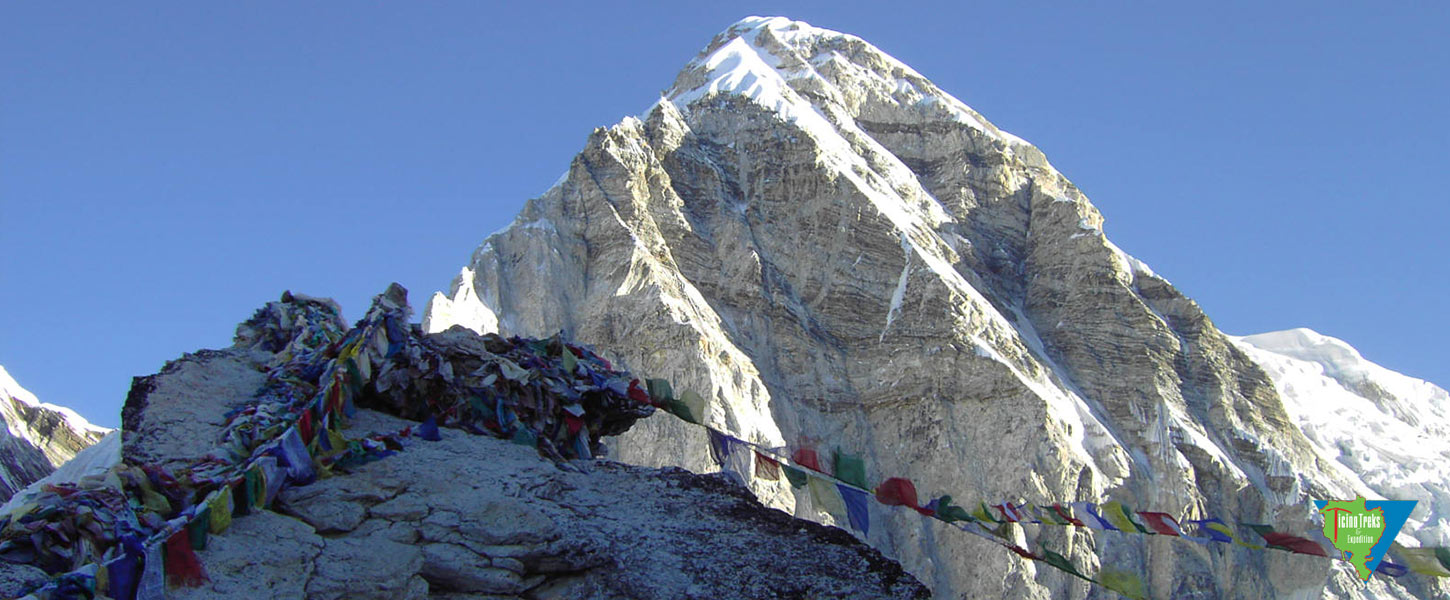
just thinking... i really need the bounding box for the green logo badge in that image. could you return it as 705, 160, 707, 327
1314, 496, 1417, 581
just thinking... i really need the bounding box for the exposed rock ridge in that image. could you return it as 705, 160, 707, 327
106, 291, 928, 600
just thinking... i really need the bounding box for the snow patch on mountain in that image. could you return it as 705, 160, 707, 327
0, 366, 108, 441
1233, 328, 1450, 546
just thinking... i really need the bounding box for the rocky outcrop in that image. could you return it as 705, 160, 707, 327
424, 16, 1448, 599
104, 291, 928, 600
0, 366, 109, 502
167, 409, 926, 600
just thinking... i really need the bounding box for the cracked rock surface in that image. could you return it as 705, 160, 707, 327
167, 408, 926, 600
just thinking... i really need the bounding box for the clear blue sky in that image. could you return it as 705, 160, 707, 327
3, 3, 1446, 428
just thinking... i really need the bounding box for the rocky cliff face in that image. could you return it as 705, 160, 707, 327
0, 366, 109, 502
424, 16, 1448, 599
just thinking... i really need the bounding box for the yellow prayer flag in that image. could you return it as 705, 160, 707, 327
809, 475, 847, 523
209, 490, 234, 534
1393, 543, 1450, 577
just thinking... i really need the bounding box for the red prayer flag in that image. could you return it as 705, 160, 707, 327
1052, 504, 1085, 527
1137, 512, 1184, 536
875, 478, 920, 509
754, 451, 781, 480
164, 530, 208, 587
627, 379, 652, 406
1261, 532, 1329, 556
297, 409, 315, 445
792, 447, 823, 472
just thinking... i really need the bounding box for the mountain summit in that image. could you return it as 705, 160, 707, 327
425, 17, 1448, 599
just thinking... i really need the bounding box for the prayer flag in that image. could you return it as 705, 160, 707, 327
932, 495, 974, 523
782, 464, 809, 489
833, 451, 867, 489
839, 484, 871, 535
163, 530, 207, 588
1042, 549, 1092, 582
187, 507, 210, 550
209, 491, 233, 534
708, 429, 732, 465
1097, 568, 1146, 600
1392, 543, 1450, 576
875, 478, 920, 508
1138, 512, 1184, 536
1187, 518, 1235, 544
754, 451, 782, 481
1244, 525, 1328, 557
1051, 504, 1084, 527
1376, 560, 1410, 578
1102, 501, 1151, 534
419, 415, 442, 441
809, 475, 847, 522
792, 447, 823, 472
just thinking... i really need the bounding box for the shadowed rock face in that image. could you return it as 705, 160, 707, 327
423, 17, 1447, 600
0, 366, 108, 502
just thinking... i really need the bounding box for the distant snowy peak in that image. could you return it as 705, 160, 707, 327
1232, 329, 1450, 546
666, 16, 1032, 148
0, 365, 110, 501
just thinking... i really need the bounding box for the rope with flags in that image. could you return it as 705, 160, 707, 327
646, 376, 1449, 596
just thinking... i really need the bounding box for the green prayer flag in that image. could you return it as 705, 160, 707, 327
511, 427, 538, 448
187, 507, 210, 551
560, 346, 578, 374
670, 389, 706, 424
935, 496, 974, 523
783, 464, 809, 489
1041, 550, 1092, 582
1098, 568, 1146, 599
1436, 547, 1450, 572
646, 378, 674, 403
833, 450, 868, 489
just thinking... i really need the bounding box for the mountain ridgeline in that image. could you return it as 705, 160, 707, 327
423, 16, 1450, 599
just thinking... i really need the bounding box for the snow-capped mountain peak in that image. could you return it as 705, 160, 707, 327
1233, 329, 1450, 546
0, 365, 110, 501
